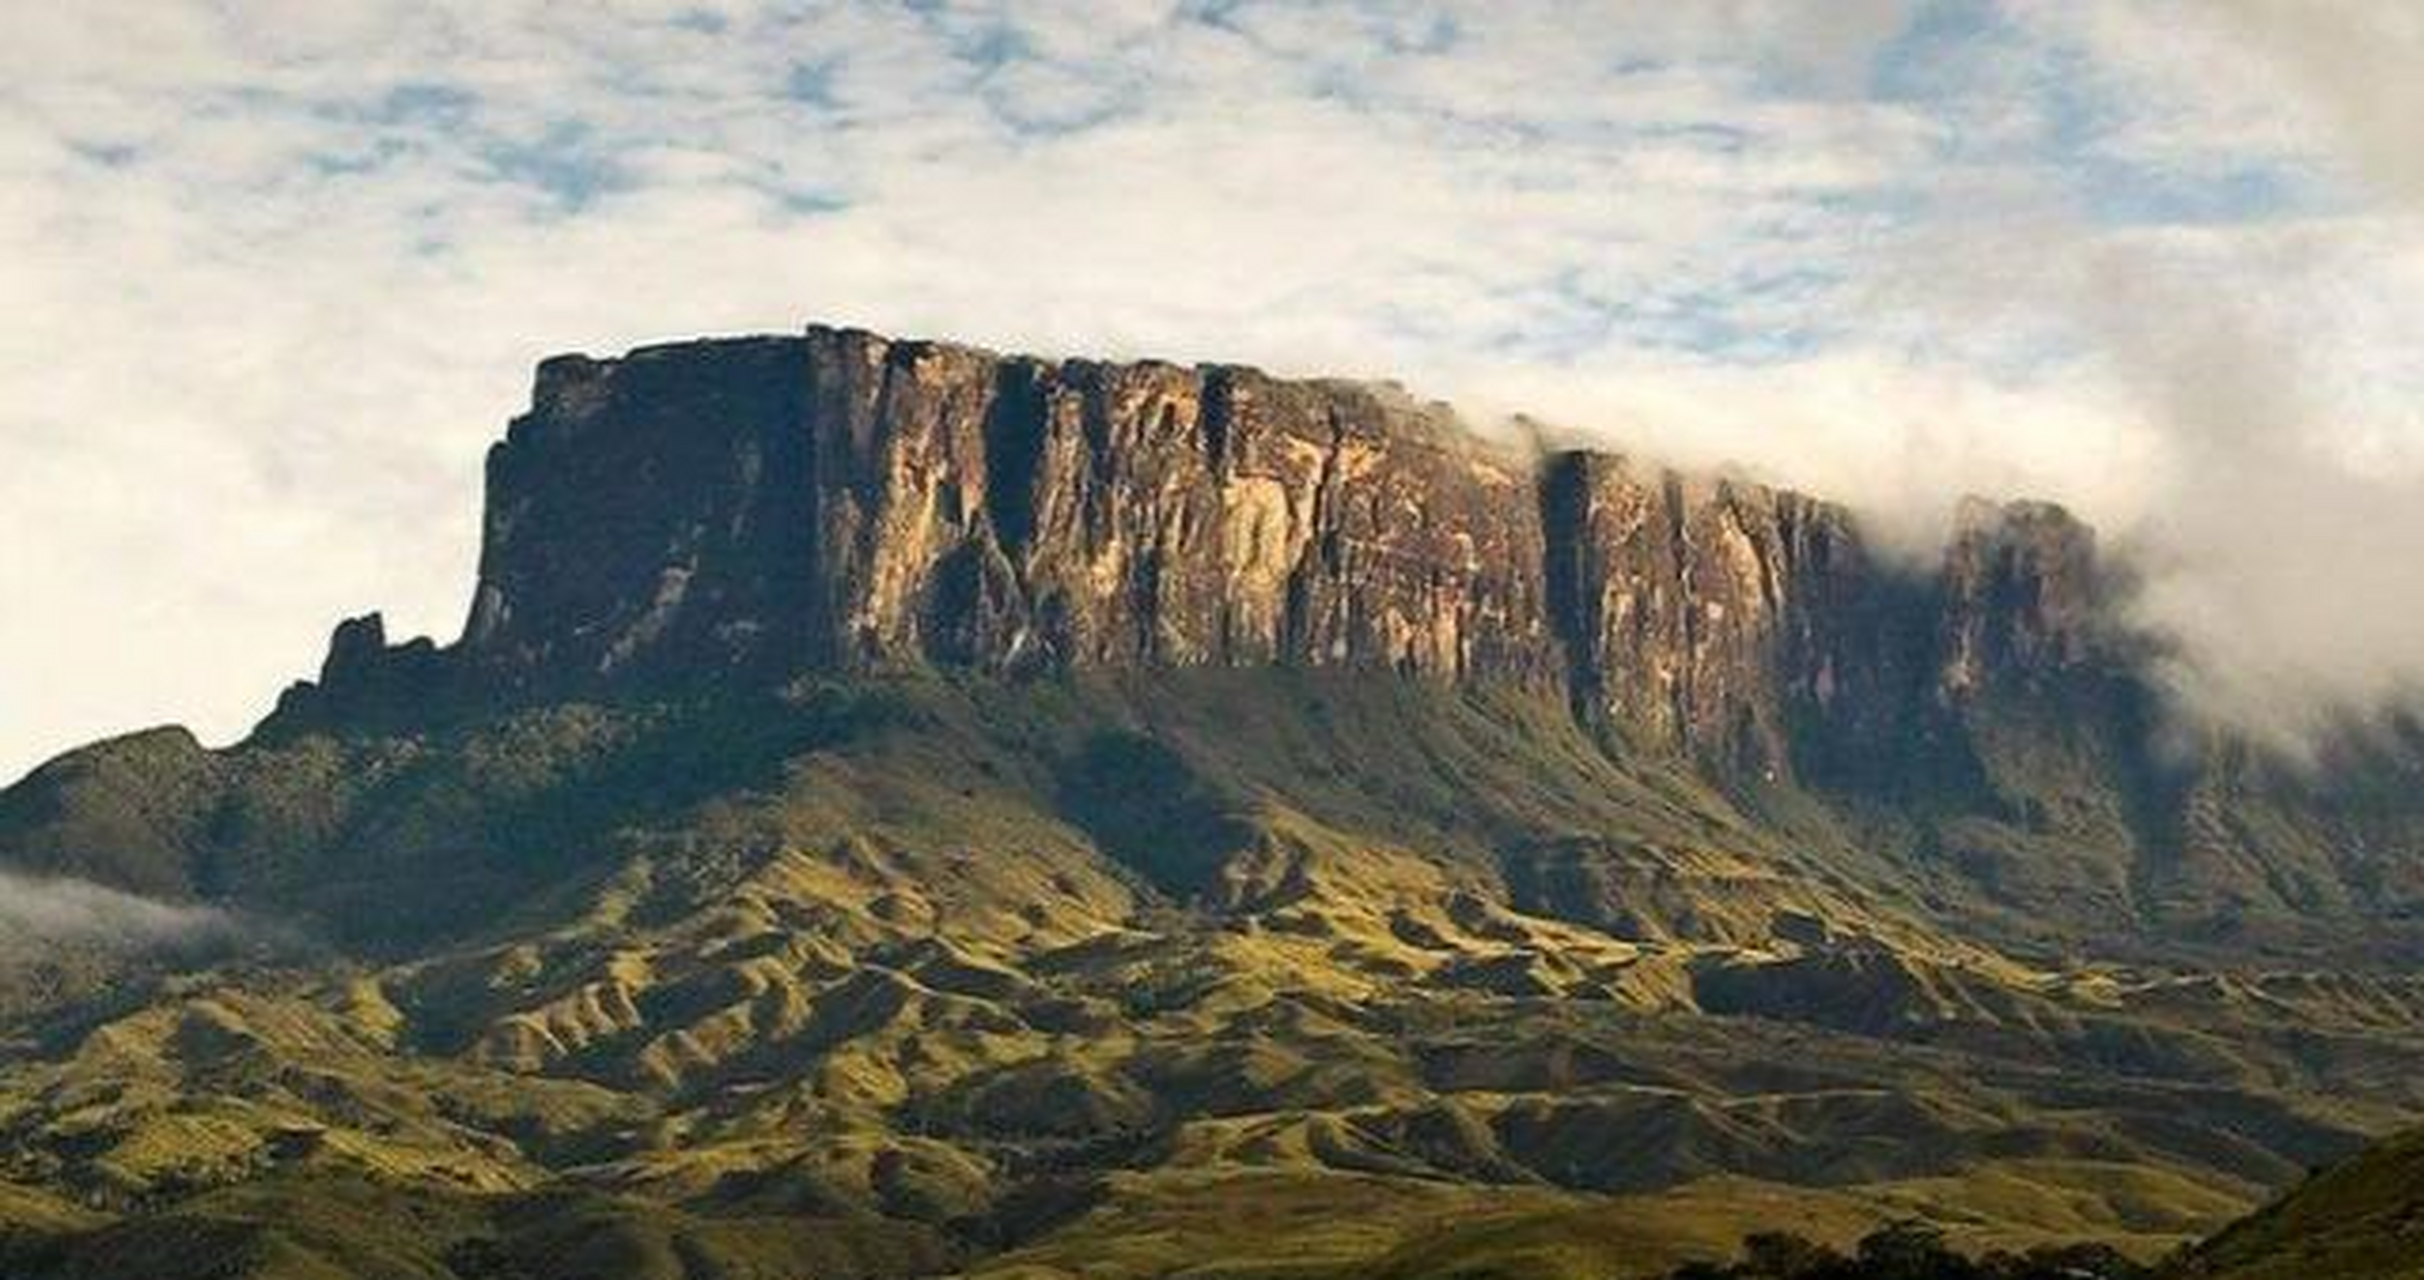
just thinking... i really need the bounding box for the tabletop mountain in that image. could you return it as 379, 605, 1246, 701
5, 325, 2424, 1280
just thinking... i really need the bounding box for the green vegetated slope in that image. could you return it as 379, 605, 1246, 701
2163, 1127, 2424, 1280
4, 671, 2424, 1279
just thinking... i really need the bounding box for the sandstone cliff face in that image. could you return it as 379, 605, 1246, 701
1539, 451, 1901, 773
1937, 496, 2101, 698
280, 325, 2112, 778
447, 330, 1566, 689
789, 330, 1560, 681
459, 336, 817, 686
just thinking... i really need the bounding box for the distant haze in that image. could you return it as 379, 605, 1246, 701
5, 2, 2421, 781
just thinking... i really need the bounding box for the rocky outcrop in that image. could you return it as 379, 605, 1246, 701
275, 325, 2115, 779
270, 614, 446, 730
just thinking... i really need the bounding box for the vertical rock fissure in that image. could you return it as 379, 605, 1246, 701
981, 360, 1049, 563
1199, 368, 1235, 476
1537, 451, 1601, 724
1661, 473, 1697, 751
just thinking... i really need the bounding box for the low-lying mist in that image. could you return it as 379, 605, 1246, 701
0, 870, 249, 958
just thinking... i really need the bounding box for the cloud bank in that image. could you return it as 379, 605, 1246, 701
0, 870, 244, 955
3, 1, 2421, 778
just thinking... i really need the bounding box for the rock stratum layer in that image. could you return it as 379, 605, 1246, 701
283, 325, 2099, 780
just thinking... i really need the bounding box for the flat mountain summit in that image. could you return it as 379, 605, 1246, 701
5, 325, 2424, 1279
281, 325, 2102, 784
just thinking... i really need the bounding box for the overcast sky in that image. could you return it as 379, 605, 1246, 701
5, 1, 2423, 782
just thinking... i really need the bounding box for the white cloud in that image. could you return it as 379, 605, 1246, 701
0, 870, 243, 954
1, 0, 2421, 781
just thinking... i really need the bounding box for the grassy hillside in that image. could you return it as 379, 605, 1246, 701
4, 672, 2424, 1278
2165, 1127, 2424, 1280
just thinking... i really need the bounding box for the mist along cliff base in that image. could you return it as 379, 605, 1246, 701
5, 325, 2424, 1280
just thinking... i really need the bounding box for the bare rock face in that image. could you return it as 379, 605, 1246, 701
279, 325, 2114, 780
1539, 451, 1899, 774
787, 331, 1561, 680
1937, 496, 2102, 699
448, 328, 1569, 690
459, 337, 819, 688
